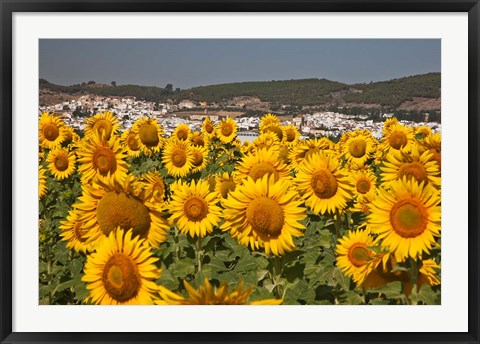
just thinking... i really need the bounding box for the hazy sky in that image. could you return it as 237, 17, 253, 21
39, 39, 440, 89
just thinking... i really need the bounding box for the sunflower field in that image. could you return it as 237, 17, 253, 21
39, 111, 441, 305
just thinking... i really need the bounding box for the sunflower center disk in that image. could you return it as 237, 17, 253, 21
348, 245, 372, 267
356, 179, 371, 194
389, 131, 408, 150
183, 196, 208, 222
102, 253, 141, 302
43, 123, 60, 141
126, 134, 140, 151
171, 149, 187, 167
286, 129, 296, 142
96, 192, 151, 238
398, 162, 428, 183
221, 124, 233, 136
139, 123, 159, 147
390, 199, 428, 238
311, 169, 338, 199
177, 129, 189, 140
54, 155, 69, 172
93, 147, 117, 175
219, 181, 236, 199
192, 152, 204, 167
205, 123, 214, 134
246, 197, 284, 238
267, 126, 283, 141
349, 139, 367, 158
248, 162, 279, 181
93, 120, 113, 140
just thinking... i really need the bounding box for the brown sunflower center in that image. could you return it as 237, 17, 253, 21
390, 199, 428, 238
248, 162, 279, 181
43, 123, 60, 141
183, 196, 208, 222
93, 147, 117, 175
93, 119, 113, 140
389, 131, 408, 150
348, 244, 372, 267
286, 129, 296, 142
205, 122, 214, 134
219, 180, 236, 199
64, 130, 73, 143
54, 154, 69, 172
246, 197, 284, 238
171, 148, 187, 167
176, 128, 189, 141
267, 126, 284, 141
138, 123, 159, 147
192, 135, 205, 147
399, 162, 428, 183
97, 192, 151, 239
102, 253, 141, 302
349, 139, 367, 158
126, 134, 140, 151
356, 179, 371, 194
192, 151, 204, 167
221, 124, 234, 136
311, 169, 338, 199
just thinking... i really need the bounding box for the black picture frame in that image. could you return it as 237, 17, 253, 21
1, 1, 479, 343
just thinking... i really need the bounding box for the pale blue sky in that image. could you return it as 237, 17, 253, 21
39, 39, 440, 89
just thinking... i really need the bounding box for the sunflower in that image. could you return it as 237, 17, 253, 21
368, 178, 441, 261
380, 123, 415, 155
216, 117, 237, 144
132, 117, 165, 155
168, 179, 222, 238
39, 165, 47, 199
252, 132, 279, 151
84, 111, 119, 140
350, 168, 377, 203
76, 131, 128, 183
236, 148, 291, 182
415, 125, 432, 140
380, 145, 441, 189
73, 176, 170, 248
190, 145, 209, 173
382, 117, 399, 135
222, 175, 306, 256
288, 138, 335, 170
139, 171, 166, 204
162, 138, 194, 177
336, 230, 380, 284
295, 151, 352, 215
59, 210, 94, 253
63, 125, 80, 146
173, 123, 192, 141
259, 113, 281, 132
417, 259, 441, 288
82, 228, 160, 305
283, 124, 300, 146
121, 129, 141, 158
339, 129, 377, 167
359, 252, 411, 290
157, 278, 282, 305
419, 132, 441, 168
46, 148, 76, 180
191, 131, 207, 147
262, 125, 286, 143
39, 112, 66, 149
215, 172, 237, 199
202, 117, 216, 139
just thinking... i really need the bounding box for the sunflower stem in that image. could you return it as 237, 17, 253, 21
334, 210, 341, 238
196, 236, 203, 277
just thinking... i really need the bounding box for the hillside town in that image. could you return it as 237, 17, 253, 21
39, 95, 441, 141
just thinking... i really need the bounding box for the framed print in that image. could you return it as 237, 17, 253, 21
1, 1, 479, 343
